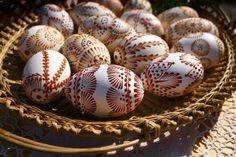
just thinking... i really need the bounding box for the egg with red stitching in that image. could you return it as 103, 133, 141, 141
114, 34, 169, 75
18, 25, 64, 62
141, 52, 204, 97
157, 6, 199, 29
170, 32, 225, 69
71, 2, 116, 25
93, 0, 124, 16
124, 0, 152, 13
37, 4, 74, 37
65, 64, 144, 117
121, 10, 164, 36
62, 34, 111, 72
22, 50, 71, 104
78, 15, 136, 53
165, 18, 219, 46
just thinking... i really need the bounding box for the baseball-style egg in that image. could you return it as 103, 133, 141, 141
18, 25, 64, 62
141, 52, 204, 97
171, 32, 225, 69
124, 0, 152, 13
37, 4, 74, 37
78, 15, 136, 53
71, 2, 116, 25
114, 34, 169, 75
157, 6, 199, 29
22, 50, 71, 104
92, 0, 124, 16
62, 34, 111, 72
65, 64, 144, 117
165, 18, 219, 46
121, 10, 164, 36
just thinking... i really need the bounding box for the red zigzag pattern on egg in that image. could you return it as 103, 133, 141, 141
23, 51, 70, 103
115, 34, 169, 73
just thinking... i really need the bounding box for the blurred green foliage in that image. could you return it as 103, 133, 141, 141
152, 0, 225, 14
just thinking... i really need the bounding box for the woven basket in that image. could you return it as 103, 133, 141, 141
0, 4, 235, 155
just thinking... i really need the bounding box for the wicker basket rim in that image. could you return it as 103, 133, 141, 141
0, 5, 235, 154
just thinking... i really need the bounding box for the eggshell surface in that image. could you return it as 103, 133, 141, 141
124, 0, 152, 13
18, 25, 64, 62
71, 2, 116, 25
93, 0, 123, 16
23, 50, 71, 104
141, 52, 204, 97
121, 10, 164, 36
114, 34, 169, 74
65, 64, 144, 117
62, 34, 111, 72
78, 15, 136, 53
165, 18, 219, 46
157, 6, 199, 29
37, 4, 74, 37
171, 32, 225, 69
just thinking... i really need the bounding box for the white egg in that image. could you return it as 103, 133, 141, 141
65, 64, 144, 117
114, 34, 169, 74
171, 32, 225, 69
37, 4, 74, 37
157, 6, 199, 29
78, 15, 136, 53
121, 10, 164, 36
62, 34, 111, 72
18, 25, 64, 62
23, 50, 71, 104
165, 18, 219, 46
124, 0, 152, 13
93, 0, 124, 16
71, 2, 116, 25
141, 52, 204, 97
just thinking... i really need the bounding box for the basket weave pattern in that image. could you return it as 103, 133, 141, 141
0, 5, 235, 145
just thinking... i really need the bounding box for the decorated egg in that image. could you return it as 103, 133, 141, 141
62, 34, 111, 72
141, 52, 204, 97
157, 6, 199, 29
18, 25, 64, 62
114, 34, 169, 74
165, 18, 219, 46
124, 0, 152, 13
65, 64, 144, 117
92, 0, 124, 16
78, 15, 136, 53
171, 32, 225, 69
37, 4, 74, 37
23, 50, 71, 104
71, 2, 116, 25
121, 10, 164, 36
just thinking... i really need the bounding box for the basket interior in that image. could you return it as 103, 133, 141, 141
0, 5, 235, 138
2, 35, 227, 121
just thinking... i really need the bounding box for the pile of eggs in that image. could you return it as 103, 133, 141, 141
19, 0, 225, 118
